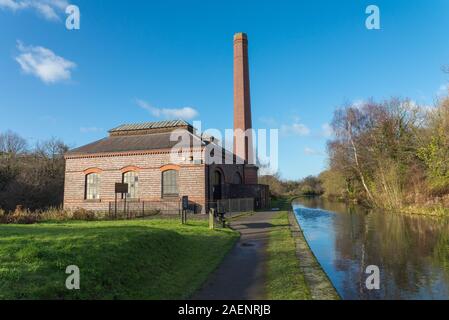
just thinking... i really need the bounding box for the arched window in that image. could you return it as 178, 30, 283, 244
123, 171, 139, 199
85, 173, 100, 200
162, 170, 179, 197
233, 172, 242, 184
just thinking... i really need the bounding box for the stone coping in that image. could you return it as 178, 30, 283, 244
288, 211, 340, 300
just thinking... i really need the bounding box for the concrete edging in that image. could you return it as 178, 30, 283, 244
288, 211, 340, 300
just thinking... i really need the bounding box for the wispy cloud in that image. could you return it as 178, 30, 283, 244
437, 84, 449, 98
0, 0, 69, 21
401, 99, 434, 112
261, 114, 311, 137
136, 99, 199, 120
280, 122, 310, 137
258, 116, 278, 128
15, 41, 76, 84
321, 123, 333, 138
80, 127, 103, 133
352, 99, 366, 109
0, 0, 27, 10
304, 147, 324, 156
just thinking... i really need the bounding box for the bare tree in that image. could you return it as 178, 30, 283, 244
0, 132, 68, 212
0, 130, 27, 154
35, 138, 68, 159
326, 98, 427, 208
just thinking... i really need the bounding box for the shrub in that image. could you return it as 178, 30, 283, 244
7, 206, 40, 224
0, 207, 98, 224
72, 208, 96, 221
39, 207, 72, 221
0, 208, 6, 224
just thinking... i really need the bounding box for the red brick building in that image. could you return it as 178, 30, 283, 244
63, 33, 268, 213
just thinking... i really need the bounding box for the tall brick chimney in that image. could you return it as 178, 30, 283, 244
233, 32, 253, 164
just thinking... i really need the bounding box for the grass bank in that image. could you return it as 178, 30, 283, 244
0, 219, 238, 300
402, 205, 449, 216
281, 193, 449, 217
266, 202, 311, 299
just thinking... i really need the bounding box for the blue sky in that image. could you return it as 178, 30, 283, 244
1, 0, 448, 180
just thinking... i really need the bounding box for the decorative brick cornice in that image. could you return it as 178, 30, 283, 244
64, 147, 204, 160
65, 163, 206, 174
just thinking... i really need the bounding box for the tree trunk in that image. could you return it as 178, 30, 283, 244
347, 120, 375, 204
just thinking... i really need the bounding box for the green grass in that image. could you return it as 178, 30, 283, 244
0, 218, 238, 300
402, 205, 449, 216
266, 211, 311, 300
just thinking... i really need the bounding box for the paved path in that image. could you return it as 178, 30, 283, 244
192, 211, 276, 300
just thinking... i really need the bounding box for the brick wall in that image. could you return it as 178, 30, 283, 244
244, 165, 258, 184
206, 164, 245, 201
64, 149, 260, 214
64, 151, 206, 212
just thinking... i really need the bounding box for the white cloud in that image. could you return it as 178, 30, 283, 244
321, 123, 333, 138
136, 99, 199, 120
304, 147, 324, 156
80, 127, 103, 133
15, 41, 76, 84
258, 116, 278, 127
437, 84, 449, 98
352, 99, 366, 109
32, 2, 59, 20
0, 0, 69, 21
0, 0, 25, 10
280, 122, 310, 137
401, 99, 434, 112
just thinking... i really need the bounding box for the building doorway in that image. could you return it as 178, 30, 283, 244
213, 170, 223, 200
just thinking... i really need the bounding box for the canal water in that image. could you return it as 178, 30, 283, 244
292, 197, 449, 300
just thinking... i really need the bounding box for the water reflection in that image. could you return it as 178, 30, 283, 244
292, 197, 449, 300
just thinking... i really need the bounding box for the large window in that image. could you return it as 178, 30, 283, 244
123, 171, 139, 199
85, 173, 100, 200
162, 170, 179, 197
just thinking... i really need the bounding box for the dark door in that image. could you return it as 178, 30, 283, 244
213, 170, 222, 200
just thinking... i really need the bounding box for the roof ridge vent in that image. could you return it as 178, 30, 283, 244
109, 120, 193, 136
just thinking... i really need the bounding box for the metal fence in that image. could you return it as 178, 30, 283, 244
108, 197, 255, 220
108, 200, 181, 219
207, 198, 254, 216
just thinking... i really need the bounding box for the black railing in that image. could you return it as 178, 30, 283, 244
107, 198, 255, 220
108, 200, 181, 219
207, 198, 254, 216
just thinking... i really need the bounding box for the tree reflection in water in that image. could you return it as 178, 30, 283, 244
293, 197, 449, 300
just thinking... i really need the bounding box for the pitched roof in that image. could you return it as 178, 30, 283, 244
109, 120, 191, 133
66, 120, 245, 164
66, 130, 204, 156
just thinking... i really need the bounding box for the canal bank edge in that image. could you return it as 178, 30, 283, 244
288, 211, 340, 300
